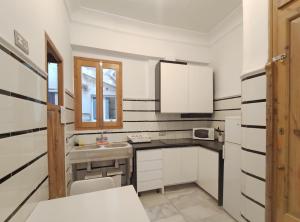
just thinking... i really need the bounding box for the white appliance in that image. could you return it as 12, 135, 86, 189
223, 116, 242, 222
127, 134, 151, 143
192, 128, 214, 141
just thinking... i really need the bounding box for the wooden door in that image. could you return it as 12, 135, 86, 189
268, 1, 300, 221
46, 33, 65, 199
47, 104, 66, 198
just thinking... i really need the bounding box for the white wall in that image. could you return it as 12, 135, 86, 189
0, 0, 73, 92
210, 5, 243, 99
68, 4, 210, 64
241, 1, 268, 221
0, 0, 73, 221
242, 0, 269, 76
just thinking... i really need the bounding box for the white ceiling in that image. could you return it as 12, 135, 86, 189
77, 0, 241, 33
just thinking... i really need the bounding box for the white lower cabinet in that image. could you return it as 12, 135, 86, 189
136, 146, 219, 198
136, 149, 163, 193
197, 147, 219, 199
163, 147, 198, 186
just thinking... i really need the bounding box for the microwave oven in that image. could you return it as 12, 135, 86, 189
193, 128, 215, 140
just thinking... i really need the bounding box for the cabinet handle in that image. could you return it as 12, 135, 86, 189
222, 145, 225, 160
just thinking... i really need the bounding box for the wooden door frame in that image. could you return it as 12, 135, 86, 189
45, 32, 64, 106
267, 1, 300, 221
45, 32, 66, 198
266, 0, 279, 221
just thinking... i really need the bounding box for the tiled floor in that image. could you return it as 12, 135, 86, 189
139, 183, 236, 222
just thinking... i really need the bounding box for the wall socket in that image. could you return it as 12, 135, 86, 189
14, 30, 29, 55
159, 131, 167, 137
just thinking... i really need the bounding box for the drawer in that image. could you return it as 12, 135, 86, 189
137, 149, 162, 162
137, 160, 162, 172
137, 179, 163, 192
137, 170, 163, 182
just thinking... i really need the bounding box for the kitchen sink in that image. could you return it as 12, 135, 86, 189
104, 142, 129, 148
69, 142, 133, 164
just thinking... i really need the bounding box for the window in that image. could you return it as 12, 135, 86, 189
74, 57, 123, 130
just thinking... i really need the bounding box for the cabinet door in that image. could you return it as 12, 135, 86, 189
197, 148, 219, 199
181, 147, 198, 183
163, 148, 181, 185
188, 65, 213, 113
160, 62, 189, 113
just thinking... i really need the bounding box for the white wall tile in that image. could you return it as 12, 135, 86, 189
213, 110, 241, 120
242, 75, 266, 101
65, 95, 74, 109
0, 130, 47, 179
0, 51, 47, 102
66, 109, 74, 123
0, 156, 48, 221
242, 103, 266, 126
214, 97, 241, 110
241, 195, 265, 222
9, 179, 48, 222
241, 173, 265, 205
241, 150, 266, 179
242, 128, 266, 153
0, 95, 46, 134
123, 101, 158, 110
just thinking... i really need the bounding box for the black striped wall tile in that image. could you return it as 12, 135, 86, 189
0, 127, 47, 140
0, 152, 47, 184
0, 89, 46, 105
241, 170, 266, 182
242, 147, 266, 156
241, 192, 265, 208
0, 42, 47, 81
4, 176, 48, 222
241, 72, 266, 82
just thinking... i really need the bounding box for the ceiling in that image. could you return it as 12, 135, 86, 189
76, 0, 242, 33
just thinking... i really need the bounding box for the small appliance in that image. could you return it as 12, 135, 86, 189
127, 134, 151, 143
192, 128, 215, 140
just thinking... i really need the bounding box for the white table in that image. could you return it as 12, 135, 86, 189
26, 186, 150, 222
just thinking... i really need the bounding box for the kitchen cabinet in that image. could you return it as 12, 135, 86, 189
188, 65, 213, 113
197, 147, 219, 199
136, 149, 164, 193
160, 62, 189, 113
163, 147, 198, 186
159, 61, 213, 113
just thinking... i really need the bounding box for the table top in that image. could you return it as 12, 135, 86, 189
26, 186, 150, 222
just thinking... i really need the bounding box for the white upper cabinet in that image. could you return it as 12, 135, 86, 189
160, 62, 189, 113
188, 65, 213, 113
160, 61, 213, 113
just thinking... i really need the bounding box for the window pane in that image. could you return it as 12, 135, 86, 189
81, 66, 97, 122
103, 68, 117, 122
48, 63, 58, 105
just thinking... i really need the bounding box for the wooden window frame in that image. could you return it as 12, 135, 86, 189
74, 57, 123, 130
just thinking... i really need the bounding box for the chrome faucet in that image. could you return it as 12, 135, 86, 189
96, 131, 108, 145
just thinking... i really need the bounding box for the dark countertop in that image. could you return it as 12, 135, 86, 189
130, 138, 223, 153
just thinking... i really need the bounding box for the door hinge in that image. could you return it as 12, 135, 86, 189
272, 53, 287, 63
